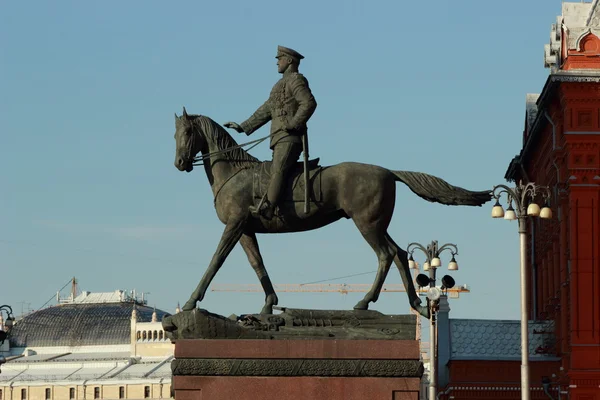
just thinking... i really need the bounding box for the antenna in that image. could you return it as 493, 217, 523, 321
71, 277, 78, 300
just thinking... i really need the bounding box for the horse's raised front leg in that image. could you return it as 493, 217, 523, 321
182, 219, 245, 311
239, 232, 278, 315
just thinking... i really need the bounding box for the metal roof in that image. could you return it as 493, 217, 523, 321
9, 303, 169, 348
450, 319, 556, 361
0, 355, 172, 384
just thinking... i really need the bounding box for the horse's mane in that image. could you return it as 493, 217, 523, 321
192, 115, 260, 168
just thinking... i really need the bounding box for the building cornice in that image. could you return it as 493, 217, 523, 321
507, 72, 600, 181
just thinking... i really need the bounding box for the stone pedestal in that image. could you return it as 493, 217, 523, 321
172, 339, 422, 400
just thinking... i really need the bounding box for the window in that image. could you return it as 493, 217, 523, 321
144, 386, 150, 398
69, 388, 75, 400
0, 388, 3, 400
119, 386, 125, 399
21, 389, 26, 400
45, 388, 51, 400
94, 387, 100, 399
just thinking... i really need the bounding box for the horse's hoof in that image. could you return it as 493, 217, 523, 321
182, 299, 196, 312
260, 304, 274, 315
353, 300, 369, 310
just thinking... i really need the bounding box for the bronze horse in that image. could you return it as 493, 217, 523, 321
173, 109, 491, 318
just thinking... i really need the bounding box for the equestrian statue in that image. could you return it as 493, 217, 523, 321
173, 46, 491, 319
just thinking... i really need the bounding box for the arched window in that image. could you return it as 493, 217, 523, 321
159, 330, 163, 340
153, 330, 158, 340
142, 331, 147, 340
137, 331, 141, 340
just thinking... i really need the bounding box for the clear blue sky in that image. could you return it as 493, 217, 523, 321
1, 1, 560, 322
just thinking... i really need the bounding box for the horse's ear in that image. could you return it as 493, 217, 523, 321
174, 112, 178, 121
182, 107, 189, 120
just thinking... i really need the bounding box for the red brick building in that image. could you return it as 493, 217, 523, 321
439, 1, 600, 399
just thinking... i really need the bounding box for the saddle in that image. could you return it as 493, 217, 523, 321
252, 158, 323, 205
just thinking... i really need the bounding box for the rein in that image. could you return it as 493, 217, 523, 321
192, 134, 270, 166
211, 166, 251, 205
187, 124, 270, 203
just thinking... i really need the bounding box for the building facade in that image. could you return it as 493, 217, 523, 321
439, 1, 600, 399
0, 290, 174, 400
507, 1, 600, 398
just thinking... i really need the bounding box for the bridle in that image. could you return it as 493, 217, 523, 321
181, 123, 271, 203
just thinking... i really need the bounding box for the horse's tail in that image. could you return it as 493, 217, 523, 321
392, 170, 492, 206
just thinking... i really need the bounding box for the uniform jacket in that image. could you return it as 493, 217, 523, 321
240, 71, 317, 148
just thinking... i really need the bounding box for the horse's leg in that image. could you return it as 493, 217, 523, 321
352, 229, 394, 310
239, 232, 278, 315
182, 219, 245, 311
386, 233, 429, 319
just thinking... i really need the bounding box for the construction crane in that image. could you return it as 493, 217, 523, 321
210, 283, 470, 298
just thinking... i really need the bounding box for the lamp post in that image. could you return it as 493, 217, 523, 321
491, 182, 552, 400
407, 240, 459, 400
0, 305, 14, 346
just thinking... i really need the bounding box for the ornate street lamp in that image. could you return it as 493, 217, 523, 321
491, 182, 552, 400
408, 240, 458, 400
0, 305, 15, 346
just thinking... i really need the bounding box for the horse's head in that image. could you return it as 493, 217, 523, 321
173, 107, 202, 172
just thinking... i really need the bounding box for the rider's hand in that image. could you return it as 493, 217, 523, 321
224, 122, 244, 133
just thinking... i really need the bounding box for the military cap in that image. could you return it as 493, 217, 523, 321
276, 45, 304, 60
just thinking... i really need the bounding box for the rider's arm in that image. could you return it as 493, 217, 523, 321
288, 75, 317, 131
240, 101, 271, 135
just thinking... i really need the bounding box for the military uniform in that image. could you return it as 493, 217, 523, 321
239, 46, 317, 219
240, 70, 316, 149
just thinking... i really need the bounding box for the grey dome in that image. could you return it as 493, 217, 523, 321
9, 303, 169, 348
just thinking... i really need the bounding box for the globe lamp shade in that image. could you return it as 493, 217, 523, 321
527, 203, 541, 217
492, 200, 505, 218
408, 256, 417, 270
540, 206, 552, 219
427, 287, 442, 301
448, 257, 459, 271
504, 203, 517, 220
